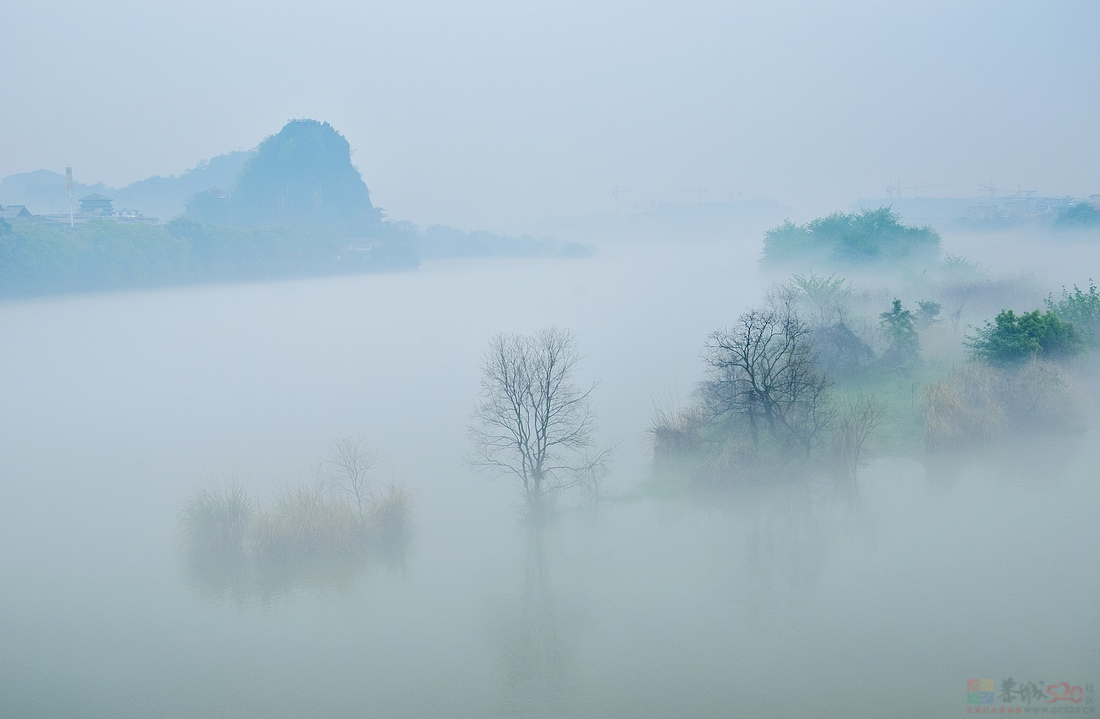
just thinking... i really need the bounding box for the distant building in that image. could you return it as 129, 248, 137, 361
79, 193, 115, 216
0, 204, 35, 223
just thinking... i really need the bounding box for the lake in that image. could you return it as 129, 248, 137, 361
1, 235, 1096, 718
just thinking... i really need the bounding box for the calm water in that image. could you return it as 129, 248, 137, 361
1, 237, 1097, 718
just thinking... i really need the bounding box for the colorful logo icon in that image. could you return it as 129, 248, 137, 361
968, 679, 995, 704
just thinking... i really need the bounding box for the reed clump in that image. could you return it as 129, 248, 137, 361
922, 359, 1080, 452
366, 483, 414, 546
180, 481, 414, 565
251, 485, 364, 561
650, 406, 703, 468
181, 484, 252, 555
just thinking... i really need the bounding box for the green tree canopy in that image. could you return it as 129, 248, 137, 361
762, 207, 940, 267
1055, 202, 1100, 228
879, 299, 920, 371
967, 309, 1081, 365
1046, 280, 1100, 345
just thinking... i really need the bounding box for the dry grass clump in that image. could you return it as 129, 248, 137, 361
366, 484, 414, 546
922, 359, 1080, 452
251, 485, 363, 561
181, 484, 252, 555
181, 480, 415, 564
923, 363, 1006, 451
650, 406, 703, 467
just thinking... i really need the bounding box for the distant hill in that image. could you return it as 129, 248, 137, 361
0, 151, 252, 220
186, 120, 380, 230
112, 151, 252, 219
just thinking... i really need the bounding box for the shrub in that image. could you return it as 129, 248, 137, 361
181, 485, 252, 555
1055, 202, 1100, 228
915, 300, 942, 328
879, 299, 921, 372
809, 322, 875, 380
1046, 280, 1100, 346
967, 309, 1081, 365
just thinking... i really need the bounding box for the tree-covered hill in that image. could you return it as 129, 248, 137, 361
186, 120, 381, 230
762, 207, 940, 268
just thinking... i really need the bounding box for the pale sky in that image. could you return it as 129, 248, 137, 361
2, 0, 1098, 231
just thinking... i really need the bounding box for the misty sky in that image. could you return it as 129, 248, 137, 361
2, 0, 1098, 231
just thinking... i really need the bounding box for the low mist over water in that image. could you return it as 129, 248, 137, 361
1, 233, 1096, 718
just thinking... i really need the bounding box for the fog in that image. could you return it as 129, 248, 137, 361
3, 1, 1099, 230
3, 2, 1100, 716
1, 229, 1098, 717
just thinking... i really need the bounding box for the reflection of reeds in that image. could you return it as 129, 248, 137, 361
181, 484, 252, 554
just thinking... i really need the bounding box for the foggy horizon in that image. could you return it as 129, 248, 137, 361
3, 1, 1099, 232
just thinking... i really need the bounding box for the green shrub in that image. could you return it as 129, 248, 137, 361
762, 208, 940, 267
1055, 202, 1100, 227
879, 299, 921, 371
1046, 280, 1100, 346
915, 300, 942, 327
967, 309, 1081, 365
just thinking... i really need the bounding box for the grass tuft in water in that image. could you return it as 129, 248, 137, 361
367, 483, 414, 546
251, 484, 363, 561
181, 484, 252, 555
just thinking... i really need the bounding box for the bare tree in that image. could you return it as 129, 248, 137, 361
830, 394, 885, 481
469, 327, 610, 514
325, 437, 380, 518
770, 272, 854, 329
700, 299, 831, 453
943, 285, 974, 333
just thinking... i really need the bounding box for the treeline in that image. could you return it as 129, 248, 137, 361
651, 266, 1100, 489
0, 218, 418, 298
762, 207, 941, 268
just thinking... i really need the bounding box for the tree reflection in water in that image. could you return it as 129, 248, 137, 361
497, 519, 569, 719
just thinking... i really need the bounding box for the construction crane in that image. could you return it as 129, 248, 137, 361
979, 180, 997, 197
